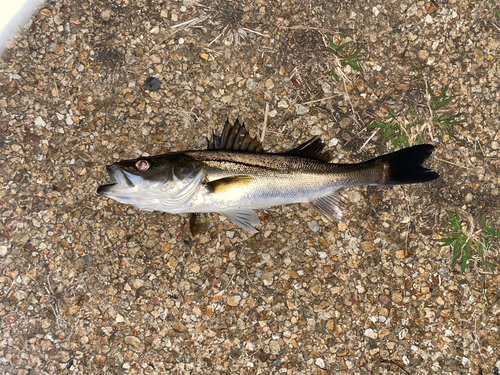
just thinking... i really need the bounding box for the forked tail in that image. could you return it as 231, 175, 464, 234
366, 144, 439, 186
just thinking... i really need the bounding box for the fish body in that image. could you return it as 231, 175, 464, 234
97, 120, 439, 232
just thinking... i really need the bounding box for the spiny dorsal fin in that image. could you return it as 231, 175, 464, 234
283, 136, 331, 162
207, 119, 264, 153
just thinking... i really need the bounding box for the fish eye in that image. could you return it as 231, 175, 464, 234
135, 160, 150, 171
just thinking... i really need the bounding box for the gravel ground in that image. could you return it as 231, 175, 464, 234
1, 0, 500, 374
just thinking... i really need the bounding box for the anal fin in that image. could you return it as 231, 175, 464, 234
220, 208, 260, 233
309, 192, 347, 223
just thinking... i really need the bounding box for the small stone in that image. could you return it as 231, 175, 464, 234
96, 355, 106, 364
34, 116, 46, 126
295, 104, 309, 115
100, 9, 111, 21
172, 322, 187, 333
338, 222, 347, 231
364, 328, 378, 339
228, 295, 241, 307
392, 291, 403, 303
269, 340, 280, 354
145, 77, 161, 91
246, 78, 256, 90
125, 336, 141, 348
491, 141, 498, 149
124, 54, 135, 65
200, 53, 209, 60
327, 320, 335, 331
396, 250, 405, 259
277, 99, 288, 108
322, 82, 332, 94
115, 314, 125, 323
132, 278, 144, 289
65, 115, 73, 125
315, 357, 325, 369
360, 241, 374, 252
0, 245, 7, 257
307, 220, 320, 232
265, 78, 274, 90
394, 265, 404, 276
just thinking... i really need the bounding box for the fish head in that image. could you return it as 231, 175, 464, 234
97, 156, 173, 195
97, 153, 205, 212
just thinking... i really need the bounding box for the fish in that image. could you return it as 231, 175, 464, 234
97, 119, 439, 233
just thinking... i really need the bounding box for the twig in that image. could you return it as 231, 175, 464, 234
240, 27, 267, 37
261, 102, 269, 143
300, 95, 338, 106
434, 156, 471, 170
359, 128, 379, 152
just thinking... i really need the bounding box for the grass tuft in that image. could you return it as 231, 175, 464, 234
368, 83, 464, 151
324, 36, 365, 81
438, 210, 498, 310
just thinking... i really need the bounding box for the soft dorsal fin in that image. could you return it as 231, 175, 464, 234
283, 136, 331, 162
207, 119, 264, 153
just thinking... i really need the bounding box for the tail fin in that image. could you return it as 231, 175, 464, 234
368, 144, 439, 186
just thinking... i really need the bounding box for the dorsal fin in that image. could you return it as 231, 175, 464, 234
207, 119, 264, 153
283, 136, 331, 162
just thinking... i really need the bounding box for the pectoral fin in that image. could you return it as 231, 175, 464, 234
220, 208, 260, 233
206, 175, 254, 193
309, 192, 347, 223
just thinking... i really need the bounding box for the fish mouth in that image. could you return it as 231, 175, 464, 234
97, 165, 135, 196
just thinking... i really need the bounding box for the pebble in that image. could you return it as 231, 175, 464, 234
277, 99, 288, 108
100, 9, 111, 21
307, 220, 320, 232
269, 340, 280, 354
228, 295, 241, 307
172, 322, 187, 333
246, 78, 256, 90
265, 78, 274, 90
315, 358, 325, 369
34, 116, 46, 126
124, 336, 141, 348
0, 245, 7, 257
360, 241, 374, 252
295, 104, 310, 115
364, 329, 378, 339
394, 265, 404, 276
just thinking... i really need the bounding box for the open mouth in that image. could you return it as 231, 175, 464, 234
97, 165, 135, 195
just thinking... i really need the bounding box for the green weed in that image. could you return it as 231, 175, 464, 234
438, 210, 498, 273
369, 84, 464, 150
366, 112, 424, 152
428, 84, 465, 140
438, 210, 498, 310
324, 36, 365, 81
